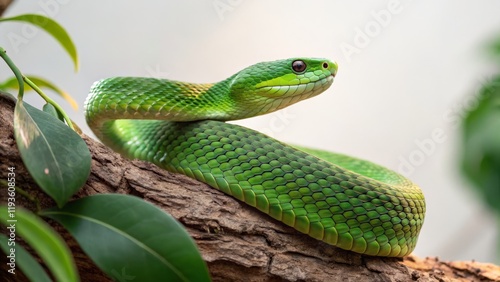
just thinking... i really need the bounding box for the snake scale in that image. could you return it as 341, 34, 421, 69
84, 58, 425, 257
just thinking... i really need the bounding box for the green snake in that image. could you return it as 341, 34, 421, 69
84, 58, 425, 257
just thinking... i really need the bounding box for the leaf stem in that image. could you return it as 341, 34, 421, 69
23, 76, 75, 130
0, 46, 24, 99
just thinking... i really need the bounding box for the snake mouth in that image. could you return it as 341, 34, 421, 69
257, 74, 334, 98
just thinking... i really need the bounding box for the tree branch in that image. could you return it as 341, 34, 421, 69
0, 94, 499, 281
0, 0, 13, 17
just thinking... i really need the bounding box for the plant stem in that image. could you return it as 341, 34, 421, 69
0, 46, 75, 131
23, 76, 75, 130
0, 46, 24, 100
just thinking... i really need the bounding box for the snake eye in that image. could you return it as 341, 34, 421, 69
322, 62, 329, 69
292, 60, 307, 73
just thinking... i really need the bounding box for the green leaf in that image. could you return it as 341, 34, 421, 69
41, 194, 211, 282
0, 14, 79, 71
461, 75, 500, 217
0, 206, 79, 282
43, 102, 64, 122
0, 75, 79, 109
0, 234, 52, 282
13, 100, 91, 207
489, 35, 500, 57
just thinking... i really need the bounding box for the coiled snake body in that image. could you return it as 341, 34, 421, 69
85, 58, 425, 257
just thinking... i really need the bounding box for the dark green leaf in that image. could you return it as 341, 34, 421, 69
41, 194, 211, 282
0, 206, 79, 282
490, 36, 500, 56
13, 100, 91, 207
0, 14, 79, 71
43, 102, 64, 122
461, 75, 500, 217
0, 234, 52, 282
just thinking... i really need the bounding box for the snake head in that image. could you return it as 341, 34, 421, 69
228, 57, 338, 116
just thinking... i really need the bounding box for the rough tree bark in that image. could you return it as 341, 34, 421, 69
0, 95, 499, 282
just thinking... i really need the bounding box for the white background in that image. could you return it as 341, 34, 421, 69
1, 0, 499, 263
